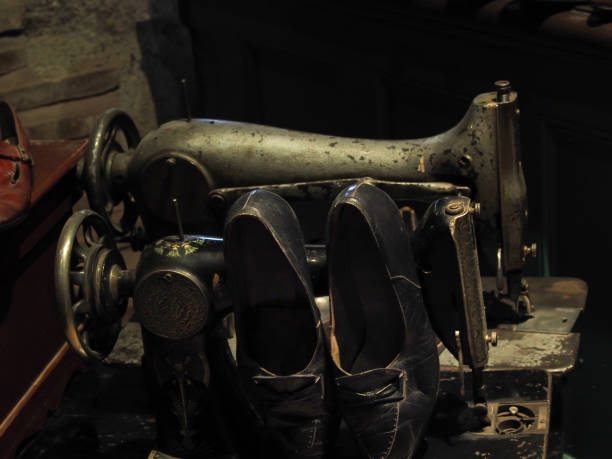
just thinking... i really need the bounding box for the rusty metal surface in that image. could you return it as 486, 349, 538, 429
483, 276, 587, 333
522, 276, 587, 309
483, 276, 587, 309
123, 88, 524, 278
505, 307, 582, 334
439, 329, 580, 373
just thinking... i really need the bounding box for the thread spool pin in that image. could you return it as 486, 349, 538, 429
171, 198, 185, 241
180, 78, 191, 122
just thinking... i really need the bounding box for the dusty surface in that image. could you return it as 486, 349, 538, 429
104, 322, 144, 366
440, 329, 580, 372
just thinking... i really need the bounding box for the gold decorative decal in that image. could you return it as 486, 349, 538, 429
153, 236, 209, 257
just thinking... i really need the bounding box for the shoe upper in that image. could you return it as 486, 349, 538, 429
326, 181, 439, 459
224, 189, 335, 457
0, 101, 33, 229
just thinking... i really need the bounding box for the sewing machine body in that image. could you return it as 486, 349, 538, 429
124, 88, 526, 278
82, 84, 532, 323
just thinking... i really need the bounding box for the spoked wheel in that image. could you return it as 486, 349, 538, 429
55, 210, 128, 360
82, 109, 140, 236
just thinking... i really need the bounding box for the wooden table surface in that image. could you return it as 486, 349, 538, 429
0, 138, 87, 458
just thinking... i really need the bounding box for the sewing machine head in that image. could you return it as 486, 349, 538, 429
79, 81, 533, 322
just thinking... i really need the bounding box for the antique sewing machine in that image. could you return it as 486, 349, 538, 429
53, 81, 585, 457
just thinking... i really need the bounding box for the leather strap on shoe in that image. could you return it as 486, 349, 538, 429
0, 147, 34, 165
335, 368, 406, 407
250, 374, 327, 428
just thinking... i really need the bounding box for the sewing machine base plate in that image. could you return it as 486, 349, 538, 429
422, 369, 563, 459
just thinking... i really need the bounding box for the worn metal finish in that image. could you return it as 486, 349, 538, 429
81, 87, 525, 277
439, 329, 580, 374
139, 154, 213, 227
506, 307, 582, 335
131, 235, 325, 339
77, 85, 534, 318
483, 277, 587, 334
58, 222, 327, 352
135, 269, 210, 340
133, 235, 223, 339
413, 196, 489, 370
55, 210, 127, 360
493, 85, 529, 303
486, 276, 587, 311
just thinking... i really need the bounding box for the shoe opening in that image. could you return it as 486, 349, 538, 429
329, 204, 405, 373
0, 102, 18, 146
227, 215, 317, 375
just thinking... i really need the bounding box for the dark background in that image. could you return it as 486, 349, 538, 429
138, 1, 612, 457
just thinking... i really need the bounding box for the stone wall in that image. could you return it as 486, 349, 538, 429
0, 0, 199, 139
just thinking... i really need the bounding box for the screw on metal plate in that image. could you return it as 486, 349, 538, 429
445, 201, 464, 215
209, 191, 226, 211
518, 294, 534, 314
495, 80, 512, 102
470, 202, 481, 219
523, 242, 537, 260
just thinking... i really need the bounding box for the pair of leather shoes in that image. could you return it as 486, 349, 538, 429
224, 182, 439, 458
0, 101, 33, 229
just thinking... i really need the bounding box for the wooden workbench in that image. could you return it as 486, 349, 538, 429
0, 139, 87, 458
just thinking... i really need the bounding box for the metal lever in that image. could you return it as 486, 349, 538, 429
455, 330, 465, 397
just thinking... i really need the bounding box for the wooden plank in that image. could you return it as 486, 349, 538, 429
0, 63, 120, 111
29, 139, 88, 203
0, 38, 26, 75
18, 90, 119, 139
0, 0, 25, 34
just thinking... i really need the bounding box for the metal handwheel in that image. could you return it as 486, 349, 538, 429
55, 210, 127, 360
82, 109, 140, 236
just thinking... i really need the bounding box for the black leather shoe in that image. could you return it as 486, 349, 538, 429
326, 182, 439, 459
224, 189, 334, 458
